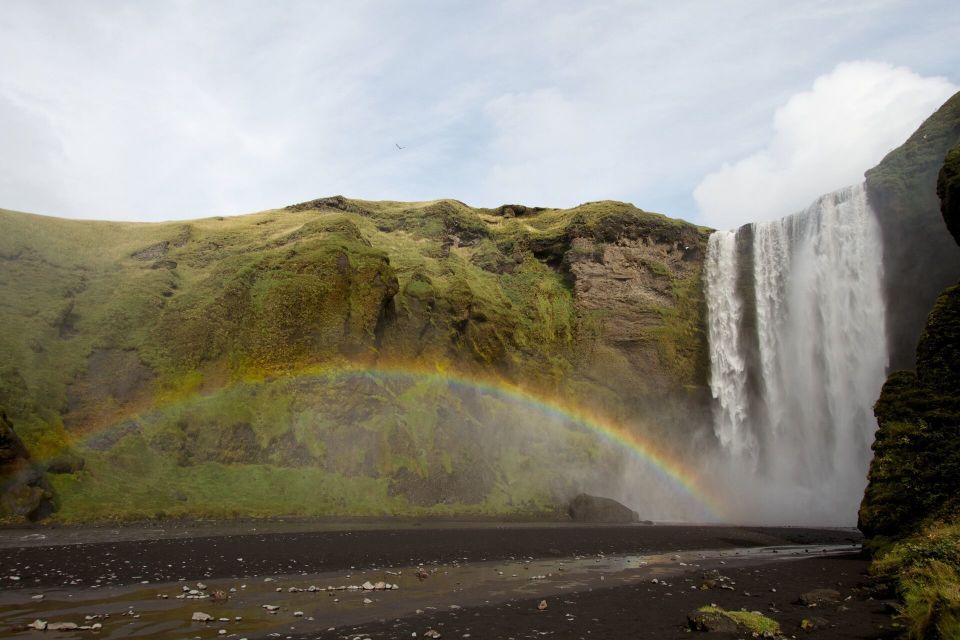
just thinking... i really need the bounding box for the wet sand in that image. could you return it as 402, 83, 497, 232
0, 522, 893, 639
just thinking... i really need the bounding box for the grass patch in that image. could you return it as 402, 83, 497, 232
872, 519, 960, 640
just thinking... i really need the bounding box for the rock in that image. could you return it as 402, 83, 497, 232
799, 589, 842, 606
47, 622, 79, 631
363, 597, 373, 605
45, 452, 85, 474
800, 616, 829, 631
362, 581, 375, 590
687, 610, 739, 633
0, 412, 56, 521
537, 600, 548, 611
192, 612, 213, 622
937, 142, 960, 246
293, 611, 303, 617
262, 605, 279, 612
424, 630, 441, 639
27, 620, 47, 630
567, 493, 639, 523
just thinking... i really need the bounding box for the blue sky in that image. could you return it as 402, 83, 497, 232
1, 1, 958, 229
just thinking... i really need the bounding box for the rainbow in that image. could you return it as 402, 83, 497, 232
79, 360, 726, 520
293, 361, 724, 520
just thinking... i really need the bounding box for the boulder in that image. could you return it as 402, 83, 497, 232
687, 609, 739, 633
567, 493, 639, 523
798, 589, 842, 606
45, 452, 85, 474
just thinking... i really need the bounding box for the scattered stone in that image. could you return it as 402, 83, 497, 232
537, 600, 548, 611
293, 611, 303, 617
262, 605, 279, 612
363, 597, 373, 605
27, 620, 47, 631
362, 581, 375, 590
799, 589, 842, 607
424, 631, 441, 639
192, 612, 213, 622
47, 622, 79, 631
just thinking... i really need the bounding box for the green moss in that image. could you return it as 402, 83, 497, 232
937, 143, 960, 245
0, 192, 709, 521
872, 520, 960, 640
696, 606, 781, 634
859, 286, 960, 540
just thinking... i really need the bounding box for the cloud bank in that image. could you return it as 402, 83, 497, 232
0, 2, 958, 221
694, 61, 956, 230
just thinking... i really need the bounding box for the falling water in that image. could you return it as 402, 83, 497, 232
705, 183, 888, 524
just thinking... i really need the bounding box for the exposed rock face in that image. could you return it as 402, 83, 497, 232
567, 493, 639, 523
865, 91, 960, 370
859, 145, 960, 542
0, 411, 55, 520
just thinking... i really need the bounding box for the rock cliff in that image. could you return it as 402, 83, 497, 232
0, 196, 710, 521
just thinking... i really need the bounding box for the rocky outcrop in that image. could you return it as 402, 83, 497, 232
938, 143, 960, 246
865, 91, 960, 370
859, 144, 960, 542
0, 411, 55, 520
567, 493, 639, 523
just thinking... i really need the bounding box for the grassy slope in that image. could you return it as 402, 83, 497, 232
0, 197, 710, 521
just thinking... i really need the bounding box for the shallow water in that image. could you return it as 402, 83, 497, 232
1, 543, 854, 638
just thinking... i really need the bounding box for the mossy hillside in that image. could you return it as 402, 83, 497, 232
0, 196, 709, 520
937, 143, 960, 247
48, 371, 619, 521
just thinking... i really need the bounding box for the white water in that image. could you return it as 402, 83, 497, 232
705, 183, 889, 524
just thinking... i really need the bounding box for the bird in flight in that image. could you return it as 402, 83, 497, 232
395, 143, 405, 150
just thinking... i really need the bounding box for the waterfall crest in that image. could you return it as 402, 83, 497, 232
704, 183, 888, 524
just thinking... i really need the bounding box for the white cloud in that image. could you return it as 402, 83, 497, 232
693, 61, 957, 230
0, 2, 958, 221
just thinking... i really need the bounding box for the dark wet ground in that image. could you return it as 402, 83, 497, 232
0, 522, 892, 639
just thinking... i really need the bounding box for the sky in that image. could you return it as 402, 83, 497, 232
0, 1, 958, 229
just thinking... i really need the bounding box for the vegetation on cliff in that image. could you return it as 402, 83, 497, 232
0, 195, 711, 521
860, 142, 960, 640
865, 90, 960, 370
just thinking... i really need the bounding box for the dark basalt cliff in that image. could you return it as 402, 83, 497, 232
859, 143, 960, 540
857, 141, 960, 640
865, 91, 960, 370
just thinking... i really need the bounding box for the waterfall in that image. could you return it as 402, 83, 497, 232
704, 183, 888, 524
